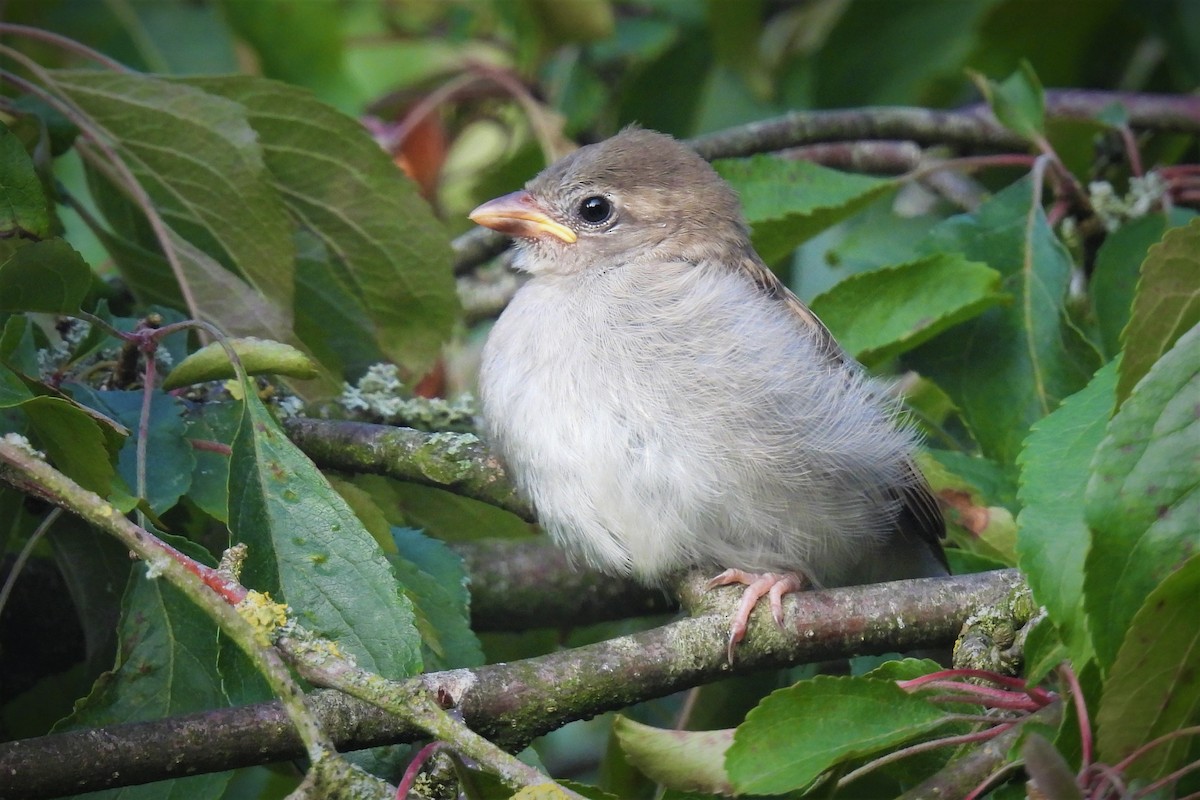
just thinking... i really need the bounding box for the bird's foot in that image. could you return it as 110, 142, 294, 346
705, 569, 806, 663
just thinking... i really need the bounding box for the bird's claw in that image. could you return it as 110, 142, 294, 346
707, 570, 806, 663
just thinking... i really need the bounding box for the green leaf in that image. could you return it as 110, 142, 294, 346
810, 253, 1005, 367
713, 156, 894, 264
22, 395, 118, 496
612, 715, 734, 794
77, 389, 195, 515
920, 450, 1018, 564
47, 70, 296, 330
1084, 323, 1200, 671
0, 239, 91, 313
56, 558, 236, 800
229, 385, 421, 678
1097, 554, 1200, 778
1015, 360, 1115, 668
388, 526, 484, 670
908, 177, 1101, 464
1090, 213, 1184, 359
726, 676, 949, 794
1117, 216, 1200, 405
0, 362, 34, 407
184, 401, 241, 523
0, 123, 52, 240
162, 337, 319, 390
182, 76, 459, 381
971, 60, 1045, 140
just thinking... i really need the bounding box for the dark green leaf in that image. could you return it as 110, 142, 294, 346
229, 386, 421, 678
810, 253, 1005, 367
714, 156, 894, 264
1015, 360, 1115, 667
0, 362, 33, 407
47, 70, 296, 333
727, 676, 949, 794
56, 559, 236, 800
184, 401, 241, 524
0, 123, 52, 240
1117, 216, 1200, 405
82, 389, 194, 515
1091, 213, 1178, 359
183, 76, 459, 381
1084, 324, 1199, 671
0, 239, 91, 313
22, 395, 117, 496
1097, 554, 1200, 778
389, 526, 484, 670
908, 177, 1101, 464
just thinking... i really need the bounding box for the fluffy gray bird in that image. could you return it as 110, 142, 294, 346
470, 128, 947, 657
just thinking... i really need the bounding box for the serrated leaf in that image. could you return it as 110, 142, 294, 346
908, 177, 1101, 464
0, 124, 52, 239
972, 61, 1045, 140
1118, 216, 1200, 405
1015, 360, 1115, 668
47, 69, 295, 324
1097, 554, 1200, 778
0, 239, 91, 313
811, 253, 1005, 367
727, 676, 949, 794
163, 337, 319, 390
182, 76, 458, 380
56, 553, 237, 800
612, 716, 733, 794
229, 384, 421, 678
1084, 324, 1200, 671
713, 156, 894, 264
386, 526, 484, 670
1091, 213, 1185, 359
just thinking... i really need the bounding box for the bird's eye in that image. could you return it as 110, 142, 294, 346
578, 195, 613, 225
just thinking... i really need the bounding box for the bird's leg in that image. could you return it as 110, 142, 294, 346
705, 569, 806, 662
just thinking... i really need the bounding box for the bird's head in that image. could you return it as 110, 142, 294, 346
469, 127, 750, 276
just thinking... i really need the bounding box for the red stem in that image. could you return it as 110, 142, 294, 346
1057, 663, 1093, 779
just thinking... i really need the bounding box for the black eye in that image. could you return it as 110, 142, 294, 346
578, 195, 613, 225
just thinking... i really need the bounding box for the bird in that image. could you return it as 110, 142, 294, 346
469, 127, 947, 659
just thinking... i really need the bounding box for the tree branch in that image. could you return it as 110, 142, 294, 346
281, 417, 534, 521
0, 569, 1026, 798
688, 90, 1200, 159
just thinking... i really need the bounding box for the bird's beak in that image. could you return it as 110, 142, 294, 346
469, 190, 578, 244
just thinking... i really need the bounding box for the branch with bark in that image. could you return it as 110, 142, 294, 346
0, 568, 1028, 798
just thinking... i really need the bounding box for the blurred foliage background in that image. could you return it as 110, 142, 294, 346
0, 1, 1197, 797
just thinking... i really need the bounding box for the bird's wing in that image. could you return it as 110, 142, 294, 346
736, 253, 849, 366
738, 252, 948, 566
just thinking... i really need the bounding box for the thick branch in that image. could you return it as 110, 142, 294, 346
281, 417, 534, 521
0, 569, 1026, 798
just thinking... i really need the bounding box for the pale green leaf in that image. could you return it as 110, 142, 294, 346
1015, 360, 1116, 668
713, 156, 894, 264
613, 715, 733, 794
162, 337, 319, 390
810, 253, 1005, 367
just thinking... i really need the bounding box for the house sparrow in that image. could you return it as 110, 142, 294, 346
470, 128, 947, 658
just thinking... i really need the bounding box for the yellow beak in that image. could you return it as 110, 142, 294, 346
468, 190, 578, 244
